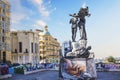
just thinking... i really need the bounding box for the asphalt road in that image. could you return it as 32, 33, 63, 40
97, 72, 120, 80
3, 71, 120, 80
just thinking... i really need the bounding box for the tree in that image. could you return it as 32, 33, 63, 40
107, 56, 116, 63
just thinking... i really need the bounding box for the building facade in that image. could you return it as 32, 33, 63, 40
39, 26, 60, 63
11, 30, 40, 64
0, 0, 11, 63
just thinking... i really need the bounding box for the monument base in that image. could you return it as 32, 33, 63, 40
72, 40, 87, 51
72, 41, 81, 52
79, 39, 87, 48
67, 40, 89, 57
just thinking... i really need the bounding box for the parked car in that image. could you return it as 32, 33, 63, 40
0, 63, 9, 75
12, 63, 20, 67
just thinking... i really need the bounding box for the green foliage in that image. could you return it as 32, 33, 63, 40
14, 66, 24, 74
107, 56, 116, 63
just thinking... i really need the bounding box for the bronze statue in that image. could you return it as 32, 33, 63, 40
69, 13, 78, 42
69, 6, 91, 41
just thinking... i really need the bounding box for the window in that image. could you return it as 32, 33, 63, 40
0, 51, 1, 59
46, 37, 48, 40
25, 33, 27, 35
2, 17, 5, 21
14, 33, 17, 36
15, 49, 17, 53
0, 8, 2, 13
0, 23, 1, 28
19, 42, 22, 53
2, 29, 4, 33
3, 52, 6, 63
2, 37, 4, 42
35, 43, 37, 53
25, 49, 28, 53
31, 42, 33, 53
3, 9, 5, 13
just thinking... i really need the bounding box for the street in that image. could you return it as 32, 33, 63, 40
3, 70, 59, 80
97, 72, 120, 80
2, 70, 120, 80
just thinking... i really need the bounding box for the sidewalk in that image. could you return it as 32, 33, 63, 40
0, 74, 12, 80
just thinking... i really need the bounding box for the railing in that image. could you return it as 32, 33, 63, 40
24, 51, 29, 53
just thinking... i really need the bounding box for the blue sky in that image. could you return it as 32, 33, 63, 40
8, 0, 120, 58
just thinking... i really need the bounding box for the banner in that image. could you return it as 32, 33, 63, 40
61, 58, 97, 79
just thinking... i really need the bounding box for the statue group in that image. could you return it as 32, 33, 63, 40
69, 6, 91, 42
67, 6, 91, 58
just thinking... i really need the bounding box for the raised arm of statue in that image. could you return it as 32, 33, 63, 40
69, 13, 79, 18
86, 6, 91, 17
87, 14, 91, 17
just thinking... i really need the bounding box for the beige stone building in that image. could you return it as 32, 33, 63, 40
39, 26, 60, 63
11, 30, 40, 64
0, 0, 11, 62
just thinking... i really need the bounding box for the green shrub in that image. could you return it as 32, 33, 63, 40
14, 66, 24, 74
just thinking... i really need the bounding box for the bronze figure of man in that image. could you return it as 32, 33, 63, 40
70, 6, 91, 41
69, 13, 78, 42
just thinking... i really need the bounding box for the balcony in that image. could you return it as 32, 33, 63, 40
24, 51, 29, 54
12, 49, 18, 54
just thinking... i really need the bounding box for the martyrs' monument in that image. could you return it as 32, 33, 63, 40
68, 5, 91, 57
59, 4, 97, 80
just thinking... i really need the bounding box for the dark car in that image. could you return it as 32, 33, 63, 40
12, 63, 20, 67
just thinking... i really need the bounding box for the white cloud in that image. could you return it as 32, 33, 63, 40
11, 13, 27, 24
8, 0, 56, 29
39, 6, 49, 17
34, 0, 43, 5
8, 0, 31, 24
36, 20, 46, 26
32, 20, 47, 30
29, 0, 54, 17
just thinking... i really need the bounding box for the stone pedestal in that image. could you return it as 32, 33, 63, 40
66, 40, 88, 57
72, 42, 81, 52
86, 58, 97, 78
72, 39, 87, 51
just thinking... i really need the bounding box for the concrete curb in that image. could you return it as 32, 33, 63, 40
24, 69, 59, 75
